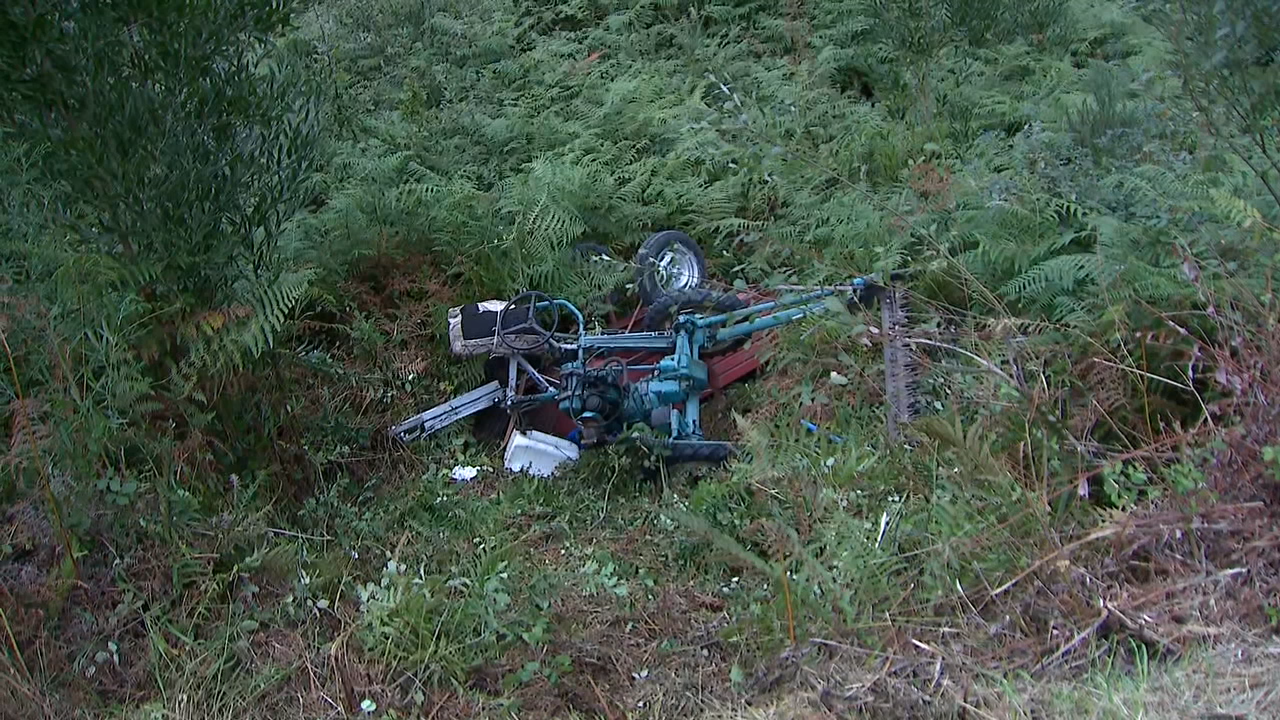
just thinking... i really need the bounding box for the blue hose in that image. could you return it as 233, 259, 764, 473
800, 418, 845, 444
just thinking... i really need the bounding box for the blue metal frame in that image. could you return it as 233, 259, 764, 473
540, 277, 872, 447
392, 276, 877, 451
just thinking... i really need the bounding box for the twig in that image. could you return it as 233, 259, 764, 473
318, 692, 343, 717
593, 465, 620, 530
1042, 607, 1110, 669
809, 637, 863, 653
624, 304, 642, 333
502, 407, 517, 448
586, 674, 619, 720
1126, 568, 1249, 609
951, 694, 1001, 720
1091, 355, 1207, 404
328, 627, 357, 714
0, 606, 31, 686
266, 528, 334, 541
1104, 600, 1177, 655
909, 637, 943, 656
904, 337, 1019, 389
991, 524, 1123, 597
425, 694, 450, 720
781, 561, 796, 647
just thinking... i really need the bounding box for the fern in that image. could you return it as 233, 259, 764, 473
1001, 253, 1102, 304
179, 268, 318, 381
1206, 189, 1266, 230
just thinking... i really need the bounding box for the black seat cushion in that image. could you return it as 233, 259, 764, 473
459, 301, 541, 342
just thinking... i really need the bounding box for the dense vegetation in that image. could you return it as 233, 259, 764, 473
2, 0, 1278, 717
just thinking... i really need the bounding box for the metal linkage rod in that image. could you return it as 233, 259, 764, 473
390, 381, 505, 443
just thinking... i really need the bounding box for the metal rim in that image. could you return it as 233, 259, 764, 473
653, 244, 702, 292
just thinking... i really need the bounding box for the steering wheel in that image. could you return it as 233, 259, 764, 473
497, 290, 560, 351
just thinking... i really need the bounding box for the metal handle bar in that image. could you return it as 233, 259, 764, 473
529, 298, 588, 362
533, 275, 876, 352
695, 277, 874, 343
694, 283, 861, 329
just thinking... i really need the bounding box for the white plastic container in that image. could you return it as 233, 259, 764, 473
503, 430, 580, 477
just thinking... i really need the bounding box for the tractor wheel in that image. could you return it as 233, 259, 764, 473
643, 288, 749, 355
665, 440, 737, 465
634, 230, 708, 305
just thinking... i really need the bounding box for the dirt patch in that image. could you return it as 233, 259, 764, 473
0, 501, 55, 610
700, 384, 750, 445
452, 584, 741, 719
343, 252, 457, 315
0, 512, 181, 716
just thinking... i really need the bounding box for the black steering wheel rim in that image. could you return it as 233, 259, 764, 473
498, 290, 560, 351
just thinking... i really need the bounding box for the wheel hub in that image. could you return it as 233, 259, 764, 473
656, 245, 702, 291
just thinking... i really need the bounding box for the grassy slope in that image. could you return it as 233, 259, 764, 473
4, 0, 1280, 718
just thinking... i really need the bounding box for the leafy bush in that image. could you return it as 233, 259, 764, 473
1, 0, 327, 530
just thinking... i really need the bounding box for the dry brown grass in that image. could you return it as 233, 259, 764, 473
698, 639, 1280, 720
687, 280, 1280, 720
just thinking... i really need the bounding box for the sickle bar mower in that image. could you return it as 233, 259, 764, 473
390, 272, 905, 466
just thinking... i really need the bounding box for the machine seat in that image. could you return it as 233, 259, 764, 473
448, 300, 549, 357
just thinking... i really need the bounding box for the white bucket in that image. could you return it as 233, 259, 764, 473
503, 430, 580, 477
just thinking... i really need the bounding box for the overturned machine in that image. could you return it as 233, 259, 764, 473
389, 231, 909, 469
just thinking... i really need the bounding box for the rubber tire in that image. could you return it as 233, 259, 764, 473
474, 357, 516, 443
846, 272, 909, 312
482, 356, 508, 383
665, 440, 737, 465
634, 230, 709, 306
846, 280, 887, 312
643, 288, 749, 355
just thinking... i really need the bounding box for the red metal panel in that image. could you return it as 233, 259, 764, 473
706, 345, 763, 391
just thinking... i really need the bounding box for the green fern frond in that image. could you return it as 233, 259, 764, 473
180, 268, 317, 378
1206, 189, 1264, 229
1000, 253, 1102, 304
1049, 295, 1093, 327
